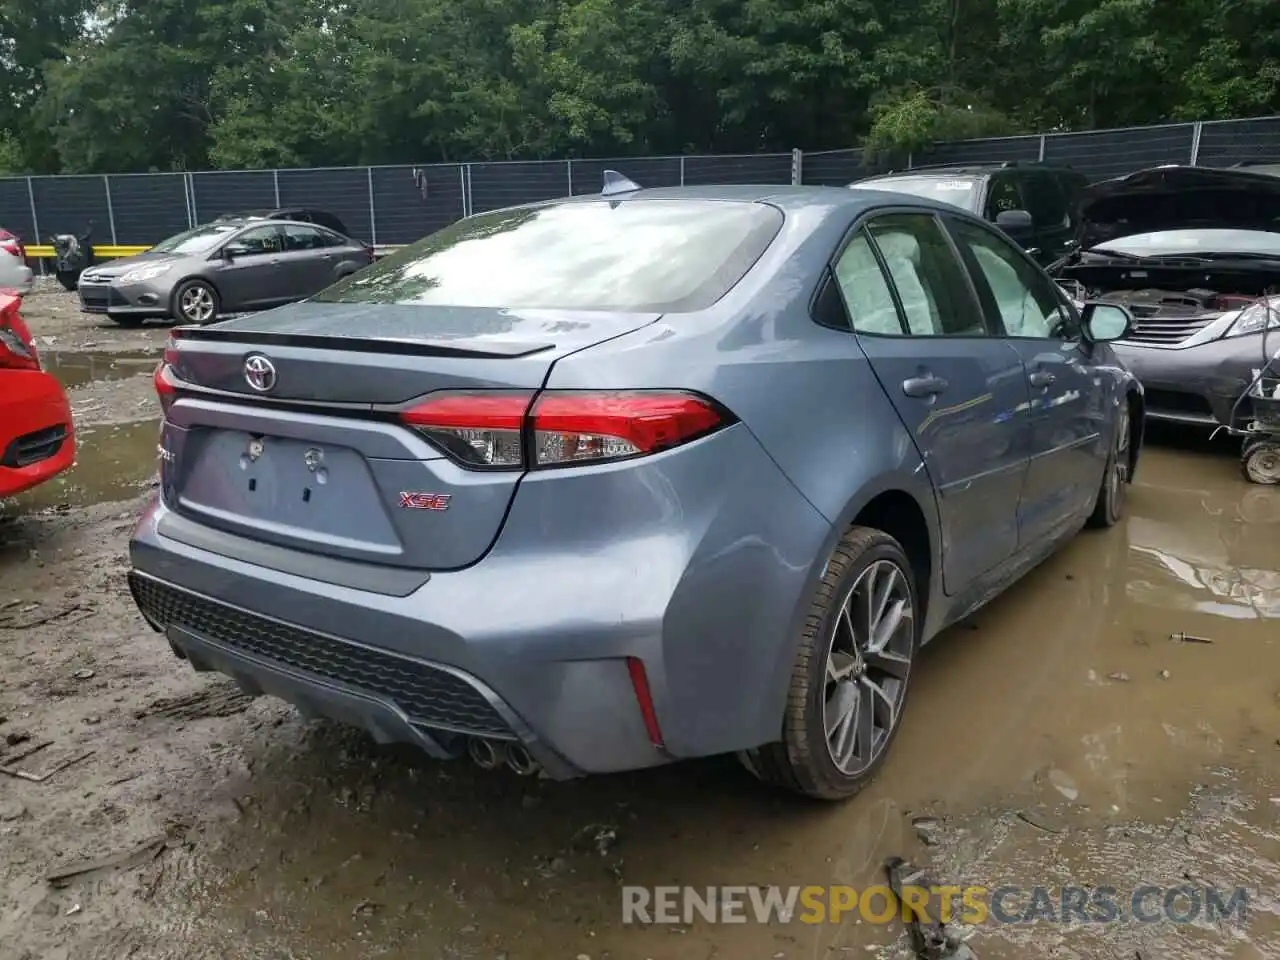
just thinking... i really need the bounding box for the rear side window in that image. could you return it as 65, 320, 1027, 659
863, 213, 988, 336
315, 199, 784, 312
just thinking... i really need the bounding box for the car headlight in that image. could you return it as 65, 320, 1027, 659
119, 264, 172, 285
1229, 297, 1280, 337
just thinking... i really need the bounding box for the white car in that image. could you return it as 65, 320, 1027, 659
0, 228, 34, 295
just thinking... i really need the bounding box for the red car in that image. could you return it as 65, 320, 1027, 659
0, 292, 75, 499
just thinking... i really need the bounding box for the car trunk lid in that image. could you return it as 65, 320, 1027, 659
159, 301, 660, 570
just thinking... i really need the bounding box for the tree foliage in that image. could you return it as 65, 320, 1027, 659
0, 0, 1277, 173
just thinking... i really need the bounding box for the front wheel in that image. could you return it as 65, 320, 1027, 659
1088, 400, 1131, 528
740, 526, 919, 800
1242, 441, 1280, 484
172, 279, 220, 325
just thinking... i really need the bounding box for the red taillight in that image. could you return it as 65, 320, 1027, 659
626, 657, 665, 749
0, 293, 39, 370
0, 240, 20, 258
399, 390, 729, 470
153, 333, 185, 415
401, 391, 531, 468
529, 391, 725, 466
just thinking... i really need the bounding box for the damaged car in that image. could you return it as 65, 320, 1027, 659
1050, 165, 1280, 429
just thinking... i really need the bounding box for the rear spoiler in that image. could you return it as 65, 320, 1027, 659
174, 325, 555, 360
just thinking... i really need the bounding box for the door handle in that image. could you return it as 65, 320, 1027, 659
902, 374, 949, 398
1028, 370, 1056, 388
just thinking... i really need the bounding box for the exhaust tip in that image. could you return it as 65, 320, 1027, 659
467, 737, 506, 771
506, 744, 540, 776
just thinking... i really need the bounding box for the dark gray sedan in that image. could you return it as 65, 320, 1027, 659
77, 218, 373, 326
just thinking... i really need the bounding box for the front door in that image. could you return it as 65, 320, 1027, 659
944, 214, 1105, 547
832, 211, 1032, 595
212, 224, 285, 310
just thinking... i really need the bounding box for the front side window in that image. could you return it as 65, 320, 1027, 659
314, 199, 784, 313
947, 217, 1076, 339
233, 225, 285, 255
864, 213, 988, 336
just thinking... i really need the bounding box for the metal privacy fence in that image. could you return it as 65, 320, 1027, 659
3, 115, 1280, 248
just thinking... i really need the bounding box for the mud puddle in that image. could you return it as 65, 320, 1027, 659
42, 348, 161, 391
5, 420, 159, 514
145, 434, 1278, 960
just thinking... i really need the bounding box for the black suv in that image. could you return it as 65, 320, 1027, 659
214, 207, 352, 238
853, 162, 1089, 265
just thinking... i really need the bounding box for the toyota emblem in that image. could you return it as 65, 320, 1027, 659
243, 354, 277, 393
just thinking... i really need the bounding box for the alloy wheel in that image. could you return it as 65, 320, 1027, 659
180, 286, 215, 324
823, 559, 914, 776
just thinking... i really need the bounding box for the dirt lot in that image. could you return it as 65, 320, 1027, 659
2, 285, 1279, 960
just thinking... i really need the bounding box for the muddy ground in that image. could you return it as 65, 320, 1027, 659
2, 284, 1279, 960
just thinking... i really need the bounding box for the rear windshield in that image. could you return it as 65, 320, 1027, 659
857, 177, 980, 212
313, 199, 784, 312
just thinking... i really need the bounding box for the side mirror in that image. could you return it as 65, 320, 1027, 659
995, 209, 1033, 231
1080, 301, 1133, 343
222, 243, 249, 260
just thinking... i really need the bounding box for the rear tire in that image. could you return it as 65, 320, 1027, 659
740, 526, 919, 800
171, 279, 220, 325
1241, 441, 1280, 484
1088, 400, 1131, 528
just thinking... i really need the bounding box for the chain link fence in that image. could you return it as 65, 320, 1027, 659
4, 115, 1280, 247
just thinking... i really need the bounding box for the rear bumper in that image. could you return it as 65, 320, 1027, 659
127, 425, 833, 777
0, 371, 75, 498
1113, 332, 1272, 428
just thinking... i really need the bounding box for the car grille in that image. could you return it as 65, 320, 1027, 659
1122, 315, 1215, 345
127, 573, 513, 738
1, 424, 68, 468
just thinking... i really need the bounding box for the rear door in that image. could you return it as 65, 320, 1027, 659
278, 223, 335, 297
834, 211, 1031, 594
944, 214, 1104, 547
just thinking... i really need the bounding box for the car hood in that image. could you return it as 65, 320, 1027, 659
1076, 165, 1280, 249
81, 251, 184, 280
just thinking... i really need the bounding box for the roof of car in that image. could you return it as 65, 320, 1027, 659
542, 183, 973, 216
491, 183, 997, 229
860, 161, 1081, 180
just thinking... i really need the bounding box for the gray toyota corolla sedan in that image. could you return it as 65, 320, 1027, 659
128, 180, 1142, 799
77, 217, 372, 327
